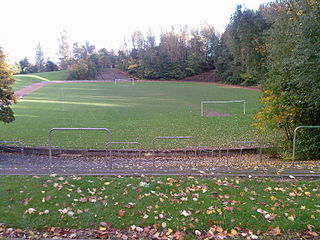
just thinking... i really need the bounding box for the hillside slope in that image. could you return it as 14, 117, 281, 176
180, 70, 222, 82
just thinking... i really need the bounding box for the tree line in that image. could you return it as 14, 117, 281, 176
116, 24, 219, 80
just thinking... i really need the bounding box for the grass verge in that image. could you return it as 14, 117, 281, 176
0, 175, 319, 239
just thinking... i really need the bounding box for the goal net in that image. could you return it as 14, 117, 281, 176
114, 78, 135, 85
200, 100, 246, 116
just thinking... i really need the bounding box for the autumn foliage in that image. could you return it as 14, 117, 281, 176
0, 47, 16, 123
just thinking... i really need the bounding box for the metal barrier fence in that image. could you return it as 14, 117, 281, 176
227, 141, 262, 166
152, 136, 194, 166
48, 128, 112, 167
111, 141, 141, 158
292, 126, 320, 166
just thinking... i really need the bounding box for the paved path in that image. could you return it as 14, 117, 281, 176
1, 153, 319, 177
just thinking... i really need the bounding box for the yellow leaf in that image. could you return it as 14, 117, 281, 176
231, 229, 237, 235
99, 226, 106, 231
270, 196, 277, 201
206, 210, 213, 215
159, 198, 164, 202
166, 228, 173, 235
217, 208, 222, 215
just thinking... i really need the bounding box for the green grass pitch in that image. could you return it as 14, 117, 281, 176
2, 78, 261, 149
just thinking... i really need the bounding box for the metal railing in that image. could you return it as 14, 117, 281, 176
111, 141, 141, 158
292, 126, 320, 166
48, 128, 112, 167
227, 141, 262, 166
152, 136, 194, 166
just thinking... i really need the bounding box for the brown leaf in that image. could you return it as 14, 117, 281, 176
172, 230, 185, 240
45, 195, 52, 201
118, 209, 125, 217
270, 227, 281, 236
23, 198, 32, 205
79, 197, 88, 203
224, 206, 234, 211
307, 231, 319, 237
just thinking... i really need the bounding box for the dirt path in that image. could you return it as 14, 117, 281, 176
14, 80, 113, 98
14, 82, 51, 98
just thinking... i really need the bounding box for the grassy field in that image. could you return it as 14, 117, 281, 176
1, 80, 261, 149
0, 175, 319, 239
13, 71, 67, 90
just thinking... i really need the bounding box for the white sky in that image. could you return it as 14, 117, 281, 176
1, 0, 270, 63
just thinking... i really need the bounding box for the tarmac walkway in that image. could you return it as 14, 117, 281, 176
1, 152, 319, 177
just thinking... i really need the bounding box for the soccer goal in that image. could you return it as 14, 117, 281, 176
114, 78, 135, 85
200, 100, 246, 116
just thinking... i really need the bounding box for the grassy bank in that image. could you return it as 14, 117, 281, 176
13, 71, 67, 90
0, 175, 319, 239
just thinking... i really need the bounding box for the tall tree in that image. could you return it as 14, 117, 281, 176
57, 30, 72, 69
35, 42, 45, 72
254, 0, 320, 160
0, 47, 16, 123
216, 5, 269, 85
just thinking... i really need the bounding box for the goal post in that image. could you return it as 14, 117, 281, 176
201, 100, 246, 116
114, 78, 135, 85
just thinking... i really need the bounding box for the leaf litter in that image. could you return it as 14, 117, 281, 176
0, 175, 319, 239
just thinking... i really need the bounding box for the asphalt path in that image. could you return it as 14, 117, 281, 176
1, 152, 319, 177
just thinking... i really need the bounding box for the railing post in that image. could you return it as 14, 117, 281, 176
292, 126, 320, 166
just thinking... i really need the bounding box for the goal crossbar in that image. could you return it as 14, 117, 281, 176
201, 100, 246, 116
114, 78, 135, 85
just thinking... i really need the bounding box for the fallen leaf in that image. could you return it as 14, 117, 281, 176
270, 226, 281, 235
307, 231, 319, 237
25, 208, 36, 214
124, 202, 136, 209
23, 198, 32, 205
287, 215, 295, 221
118, 209, 125, 217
